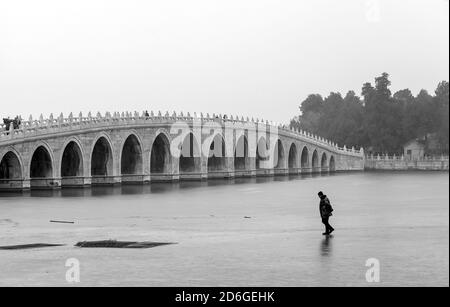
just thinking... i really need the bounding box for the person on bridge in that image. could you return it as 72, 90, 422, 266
318, 191, 334, 235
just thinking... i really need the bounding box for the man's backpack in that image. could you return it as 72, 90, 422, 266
325, 198, 334, 213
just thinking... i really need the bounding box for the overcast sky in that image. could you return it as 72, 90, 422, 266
0, 0, 448, 124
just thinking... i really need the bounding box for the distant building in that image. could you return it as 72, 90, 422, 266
403, 139, 425, 160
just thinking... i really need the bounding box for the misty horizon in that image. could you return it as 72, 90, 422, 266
1, 0, 449, 124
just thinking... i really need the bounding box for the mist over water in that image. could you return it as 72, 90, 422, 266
0, 171, 448, 286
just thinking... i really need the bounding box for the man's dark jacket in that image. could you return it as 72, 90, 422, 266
319, 195, 333, 218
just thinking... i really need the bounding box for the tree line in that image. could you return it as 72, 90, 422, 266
290, 73, 449, 155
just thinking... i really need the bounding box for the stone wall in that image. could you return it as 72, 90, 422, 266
365, 155, 449, 171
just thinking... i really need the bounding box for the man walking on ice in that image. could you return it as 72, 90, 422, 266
318, 191, 334, 235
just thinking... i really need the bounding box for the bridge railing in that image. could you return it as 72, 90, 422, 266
0, 111, 364, 157
365, 154, 449, 162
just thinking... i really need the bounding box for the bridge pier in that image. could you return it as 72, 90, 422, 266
289, 167, 301, 175
256, 168, 274, 177
234, 169, 256, 178
207, 156, 235, 179
22, 179, 30, 190
274, 168, 289, 176
0, 179, 28, 191
30, 178, 61, 190
61, 177, 91, 188
179, 172, 204, 181
121, 175, 146, 185
301, 167, 312, 174
234, 156, 256, 178
91, 175, 122, 186
312, 167, 321, 174
150, 173, 178, 182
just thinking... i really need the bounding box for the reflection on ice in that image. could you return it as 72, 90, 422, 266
320, 235, 333, 257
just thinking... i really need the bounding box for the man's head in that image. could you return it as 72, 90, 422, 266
318, 191, 324, 198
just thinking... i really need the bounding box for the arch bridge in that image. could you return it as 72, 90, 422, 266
0, 111, 364, 190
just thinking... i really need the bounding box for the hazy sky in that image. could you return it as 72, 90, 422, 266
0, 0, 448, 124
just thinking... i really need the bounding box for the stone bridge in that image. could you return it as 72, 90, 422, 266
0, 111, 364, 190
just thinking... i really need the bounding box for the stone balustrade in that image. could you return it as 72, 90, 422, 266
0, 111, 364, 158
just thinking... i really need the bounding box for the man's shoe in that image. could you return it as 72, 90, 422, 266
322, 232, 330, 235
329, 228, 335, 234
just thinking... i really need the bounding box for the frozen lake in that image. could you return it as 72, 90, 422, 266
0, 171, 448, 286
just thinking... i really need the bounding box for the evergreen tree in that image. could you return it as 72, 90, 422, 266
290, 73, 449, 154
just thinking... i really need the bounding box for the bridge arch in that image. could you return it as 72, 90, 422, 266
206, 133, 226, 172
30, 142, 54, 179
274, 139, 286, 169
91, 134, 114, 177
311, 149, 320, 173
234, 134, 249, 170
179, 132, 201, 174
60, 137, 84, 178
120, 133, 144, 175
300, 146, 309, 170
256, 136, 268, 170
151, 132, 172, 174
329, 155, 336, 172
321, 152, 328, 172
0, 149, 23, 180
288, 142, 298, 170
